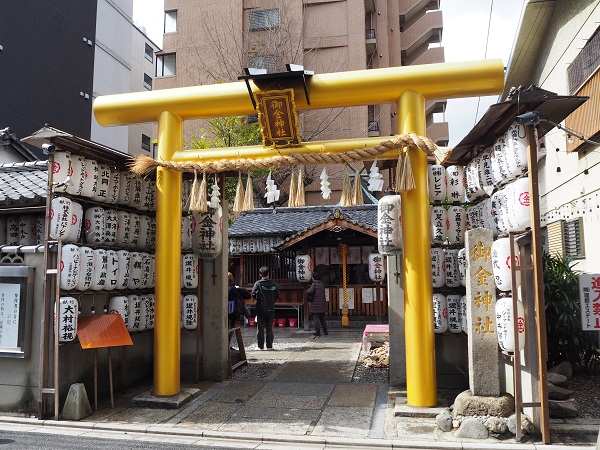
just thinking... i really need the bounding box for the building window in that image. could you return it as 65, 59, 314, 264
141, 134, 151, 152
249, 9, 280, 32
144, 43, 154, 62
156, 53, 176, 76
248, 55, 277, 73
546, 218, 585, 259
164, 10, 177, 33
143, 73, 152, 90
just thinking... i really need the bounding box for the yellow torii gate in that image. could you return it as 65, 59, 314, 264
94, 59, 504, 407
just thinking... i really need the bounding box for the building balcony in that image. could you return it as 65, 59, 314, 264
366, 28, 376, 55
406, 45, 445, 66
427, 121, 449, 147
400, 10, 443, 59
400, 0, 440, 26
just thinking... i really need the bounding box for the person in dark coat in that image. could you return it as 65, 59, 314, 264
251, 266, 279, 350
306, 271, 328, 336
227, 272, 250, 329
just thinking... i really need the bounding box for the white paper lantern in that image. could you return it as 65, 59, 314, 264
491, 237, 521, 291
144, 294, 155, 329
295, 254, 313, 282
116, 250, 131, 290
126, 295, 142, 332
149, 180, 156, 211
50, 196, 73, 241
141, 177, 153, 211
377, 194, 402, 254
458, 248, 467, 287
256, 237, 263, 253
477, 147, 495, 191
431, 247, 445, 288
104, 209, 118, 245
445, 165, 466, 203
506, 177, 531, 232
181, 253, 198, 288
138, 295, 148, 331
427, 164, 447, 202
248, 238, 256, 253
505, 121, 529, 178
128, 252, 144, 290
76, 246, 94, 291
80, 158, 99, 198
466, 202, 484, 230
148, 254, 156, 288
129, 213, 142, 249
92, 164, 111, 203
84, 206, 105, 244
444, 249, 460, 288
106, 166, 120, 204
65, 201, 83, 243
91, 249, 108, 290
129, 175, 143, 209
465, 157, 486, 201
482, 198, 499, 236
115, 211, 132, 247
117, 171, 133, 205
430, 205, 447, 245
191, 206, 223, 260
109, 296, 129, 329
18, 215, 37, 246
460, 295, 468, 333
60, 244, 80, 291
368, 253, 386, 282
148, 218, 157, 250
490, 189, 511, 234
52, 152, 71, 193
496, 297, 525, 352
66, 154, 86, 196
446, 294, 462, 334
138, 215, 152, 249
105, 249, 119, 291
491, 137, 511, 186
262, 237, 270, 253
181, 215, 193, 250
56, 297, 78, 342
446, 206, 466, 245
182, 294, 198, 330
433, 293, 448, 334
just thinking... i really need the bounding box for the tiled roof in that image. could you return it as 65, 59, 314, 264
229, 205, 377, 238
0, 161, 48, 208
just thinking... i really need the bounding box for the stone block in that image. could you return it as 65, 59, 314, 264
436, 409, 453, 432
507, 413, 535, 435
454, 417, 488, 439
549, 398, 579, 419
452, 390, 514, 417
61, 383, 92, 421
548, 361, 573, 379
547, 372, 568, 387
547, 384, 573, 400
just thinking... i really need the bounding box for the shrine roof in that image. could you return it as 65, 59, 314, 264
0, 161, 48, 212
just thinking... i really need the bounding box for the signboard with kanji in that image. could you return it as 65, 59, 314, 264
579, 273, 600, 330
255, 89, 301, 148
77, 315, 133, 349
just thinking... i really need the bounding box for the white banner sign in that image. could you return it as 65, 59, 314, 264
579, 273, 600, 330
0, 284, 20, 348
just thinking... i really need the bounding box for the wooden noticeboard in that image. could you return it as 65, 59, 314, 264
77, 315, 133, 349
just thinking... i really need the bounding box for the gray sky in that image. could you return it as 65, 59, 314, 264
132, 0, 526, 146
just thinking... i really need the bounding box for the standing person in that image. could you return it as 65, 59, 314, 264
307, 271, 328, 336
227, 272, 251, 329
252, 266, 279, 350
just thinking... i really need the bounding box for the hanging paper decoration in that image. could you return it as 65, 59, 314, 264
367, 159, 384, 192
433, 293, 448, 334
50, 196, 73, 241
18, 215, 37, 246
109, 296, 129, 328
377, 193, 402, 254
505, 121, 529, 178
295, 254, 313, 282
233, 172, 246, 213
80, 158, 99, 198
447, 294, 462, 334
60, 244, 80, 291
445, 165, 466, 203
320, 167, 331, 199
191, 205, 223, 260
115, 250, 131, 290
128, 252, 144, 290
458, 247, 467, 287
265, 171, 280, 204
66, 154, 86, 196
444, 249, 460, 288
182, 253, 199, 288
181, 215, 193, 250
52, 152, 71, 193
181, 294, 198, 330
56, 297, 78, 342
368, 253, 386, 282
243, 174, 254, 211
129, 213, 141, 249
460, 295, 468, 333
105, 249, 119, 291
126, 295, 142, 332
446, 206, 466, 245
430, 247, 445, 288
296, 166, 306, 207
84, 206, 105, 244
491, 237, 521, 291
427, 164, 447, 202
506, 177, 531, 232
210, 175, 220, 208
288, 168, 297, 208
430, 205, 447, 245
340, 171, 352, 206
91, 249, 108, 290
75, 246, 94, 291
496, 297, 525, 352
65, 201, 83, 243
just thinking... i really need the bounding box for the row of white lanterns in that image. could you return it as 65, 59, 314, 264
109, 294, 198, 331
294, 252, 387, 283
53, 151, 155, 210
229, 236, 284, 254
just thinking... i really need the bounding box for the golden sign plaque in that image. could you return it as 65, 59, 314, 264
255, 89, 301, 148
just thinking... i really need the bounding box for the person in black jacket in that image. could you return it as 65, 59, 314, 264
251, 266, 279, 350
227, 272, 250, 329
306, 271, 328, 336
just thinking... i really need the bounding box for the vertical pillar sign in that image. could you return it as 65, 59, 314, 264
465, 228, 500, 397
579, 274, 600, 330
0, 284, 20, 348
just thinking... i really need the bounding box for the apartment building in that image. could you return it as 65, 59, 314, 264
0, 0, 160, 158
155, 0, 448, 203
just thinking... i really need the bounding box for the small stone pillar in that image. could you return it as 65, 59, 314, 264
61, 383, 92, 421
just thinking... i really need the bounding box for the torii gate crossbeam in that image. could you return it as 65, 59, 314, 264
94, 59, 504, 407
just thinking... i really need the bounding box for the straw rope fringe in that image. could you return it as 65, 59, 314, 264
129, 134, 450, 177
